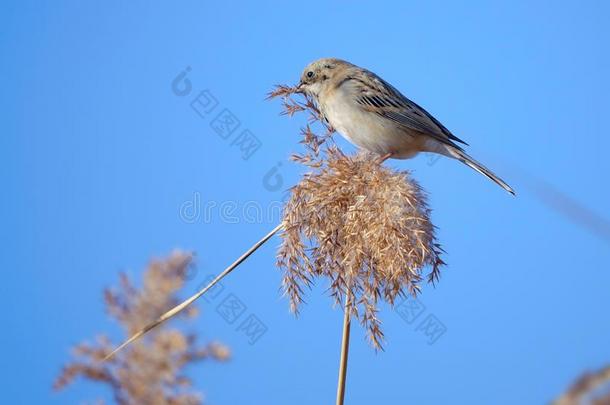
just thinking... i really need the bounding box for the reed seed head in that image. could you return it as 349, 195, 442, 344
54, 250, 230, 404
271, 84, 445, 349
553, 365, 610, 405
277, 148, 444, 349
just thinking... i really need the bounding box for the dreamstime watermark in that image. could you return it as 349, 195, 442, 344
171, 65, 287, 193
262, 161, 285, 192
198, 274, 268, 345
424, 152, 442, 166
395, 295, 447, 345
171, 66, 444, 198
171, 66, 262, 161
179, 191, 283, 224
173, 262, 268, 345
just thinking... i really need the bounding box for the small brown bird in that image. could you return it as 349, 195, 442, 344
296, 58, 515, 195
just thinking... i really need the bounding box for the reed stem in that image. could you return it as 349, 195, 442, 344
334, 154, 388, 404
335, 295, 352, 405
103, 223, 283, 361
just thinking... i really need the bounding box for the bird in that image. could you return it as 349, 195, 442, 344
296, 58, 515, 195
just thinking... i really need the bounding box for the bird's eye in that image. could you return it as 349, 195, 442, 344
306, 71, 314, 78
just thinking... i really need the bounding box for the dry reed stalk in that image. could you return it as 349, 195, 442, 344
335, 153, 391, 405
336, 294, 352, 405
104, 224, 282, 360
269, 84, 445, 405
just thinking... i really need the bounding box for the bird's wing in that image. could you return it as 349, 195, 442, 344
343, 69, 468, 148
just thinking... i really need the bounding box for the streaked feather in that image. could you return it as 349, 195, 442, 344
347, 69, 468, 148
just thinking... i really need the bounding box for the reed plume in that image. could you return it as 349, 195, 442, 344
553, 365, 610, 405
54, 250, 230, 405
270, 85, 445, 349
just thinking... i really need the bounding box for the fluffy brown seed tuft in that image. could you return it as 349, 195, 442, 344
54, 250, 230, 404
552, 365, 610, 405
271, 84, 445, 349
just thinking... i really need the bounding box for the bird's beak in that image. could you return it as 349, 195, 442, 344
295, 81, 305, 93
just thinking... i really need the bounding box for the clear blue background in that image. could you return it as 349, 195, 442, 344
2, 1, 609, 404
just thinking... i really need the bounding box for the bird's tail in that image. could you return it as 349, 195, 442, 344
447, 147, 515, 195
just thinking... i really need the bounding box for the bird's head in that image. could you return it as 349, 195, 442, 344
297, 58, 352, 98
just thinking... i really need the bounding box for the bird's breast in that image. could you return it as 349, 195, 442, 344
320, 87, 423, 159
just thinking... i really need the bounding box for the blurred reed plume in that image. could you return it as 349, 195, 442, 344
270, 85, 444, 349
553, 365, 610, 405
54, 250, 230, 405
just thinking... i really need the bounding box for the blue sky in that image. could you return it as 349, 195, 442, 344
1, 1, 609, 404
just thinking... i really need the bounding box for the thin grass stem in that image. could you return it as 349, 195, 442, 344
103, 223, 283, 361
335, 294, 352, 405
